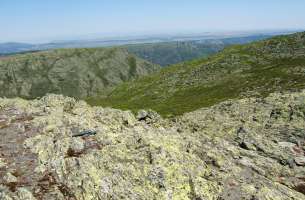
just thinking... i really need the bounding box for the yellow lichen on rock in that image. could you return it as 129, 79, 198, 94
1, 91, 305, 199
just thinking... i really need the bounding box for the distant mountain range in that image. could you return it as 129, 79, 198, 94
0, 42, 38, 55
0, 30, 298, 56
125, 35, 274, 66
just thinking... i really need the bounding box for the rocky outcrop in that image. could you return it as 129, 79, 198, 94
0, 90, 305, 199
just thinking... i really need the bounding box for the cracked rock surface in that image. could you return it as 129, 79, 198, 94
0, 91, 305, 200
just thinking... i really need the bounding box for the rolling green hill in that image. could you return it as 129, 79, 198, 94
0, 47, 160, 99
88, 32, 305, 116
125, 35, 272, 66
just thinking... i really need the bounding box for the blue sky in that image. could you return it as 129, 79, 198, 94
0, 0, 304, 43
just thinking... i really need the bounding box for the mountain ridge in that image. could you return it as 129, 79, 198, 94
0, 31, 295, 55
0, 47, 160, 99
125, 35, 273, 66
88, 31, 305, 116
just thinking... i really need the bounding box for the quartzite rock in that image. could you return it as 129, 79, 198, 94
295, 157, 305, 166
0, 91, 305, 199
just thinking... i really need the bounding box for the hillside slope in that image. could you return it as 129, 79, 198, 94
1, 90, 305, 199
88, 32, 305, 116
0, 48, 160, 99
125, 35, 271, 66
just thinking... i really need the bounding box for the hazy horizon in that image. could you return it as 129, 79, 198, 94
1, 0, 305, 43
1, 29, 301, 45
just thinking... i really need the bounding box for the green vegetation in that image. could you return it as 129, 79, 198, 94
125, 35, 271, 66
125, 41, 222, 66
88, 32, 305, 116
0, 47, 160, 99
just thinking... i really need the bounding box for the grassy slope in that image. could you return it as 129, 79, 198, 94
88, 32, 305, 116
0, 47, 160, 99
